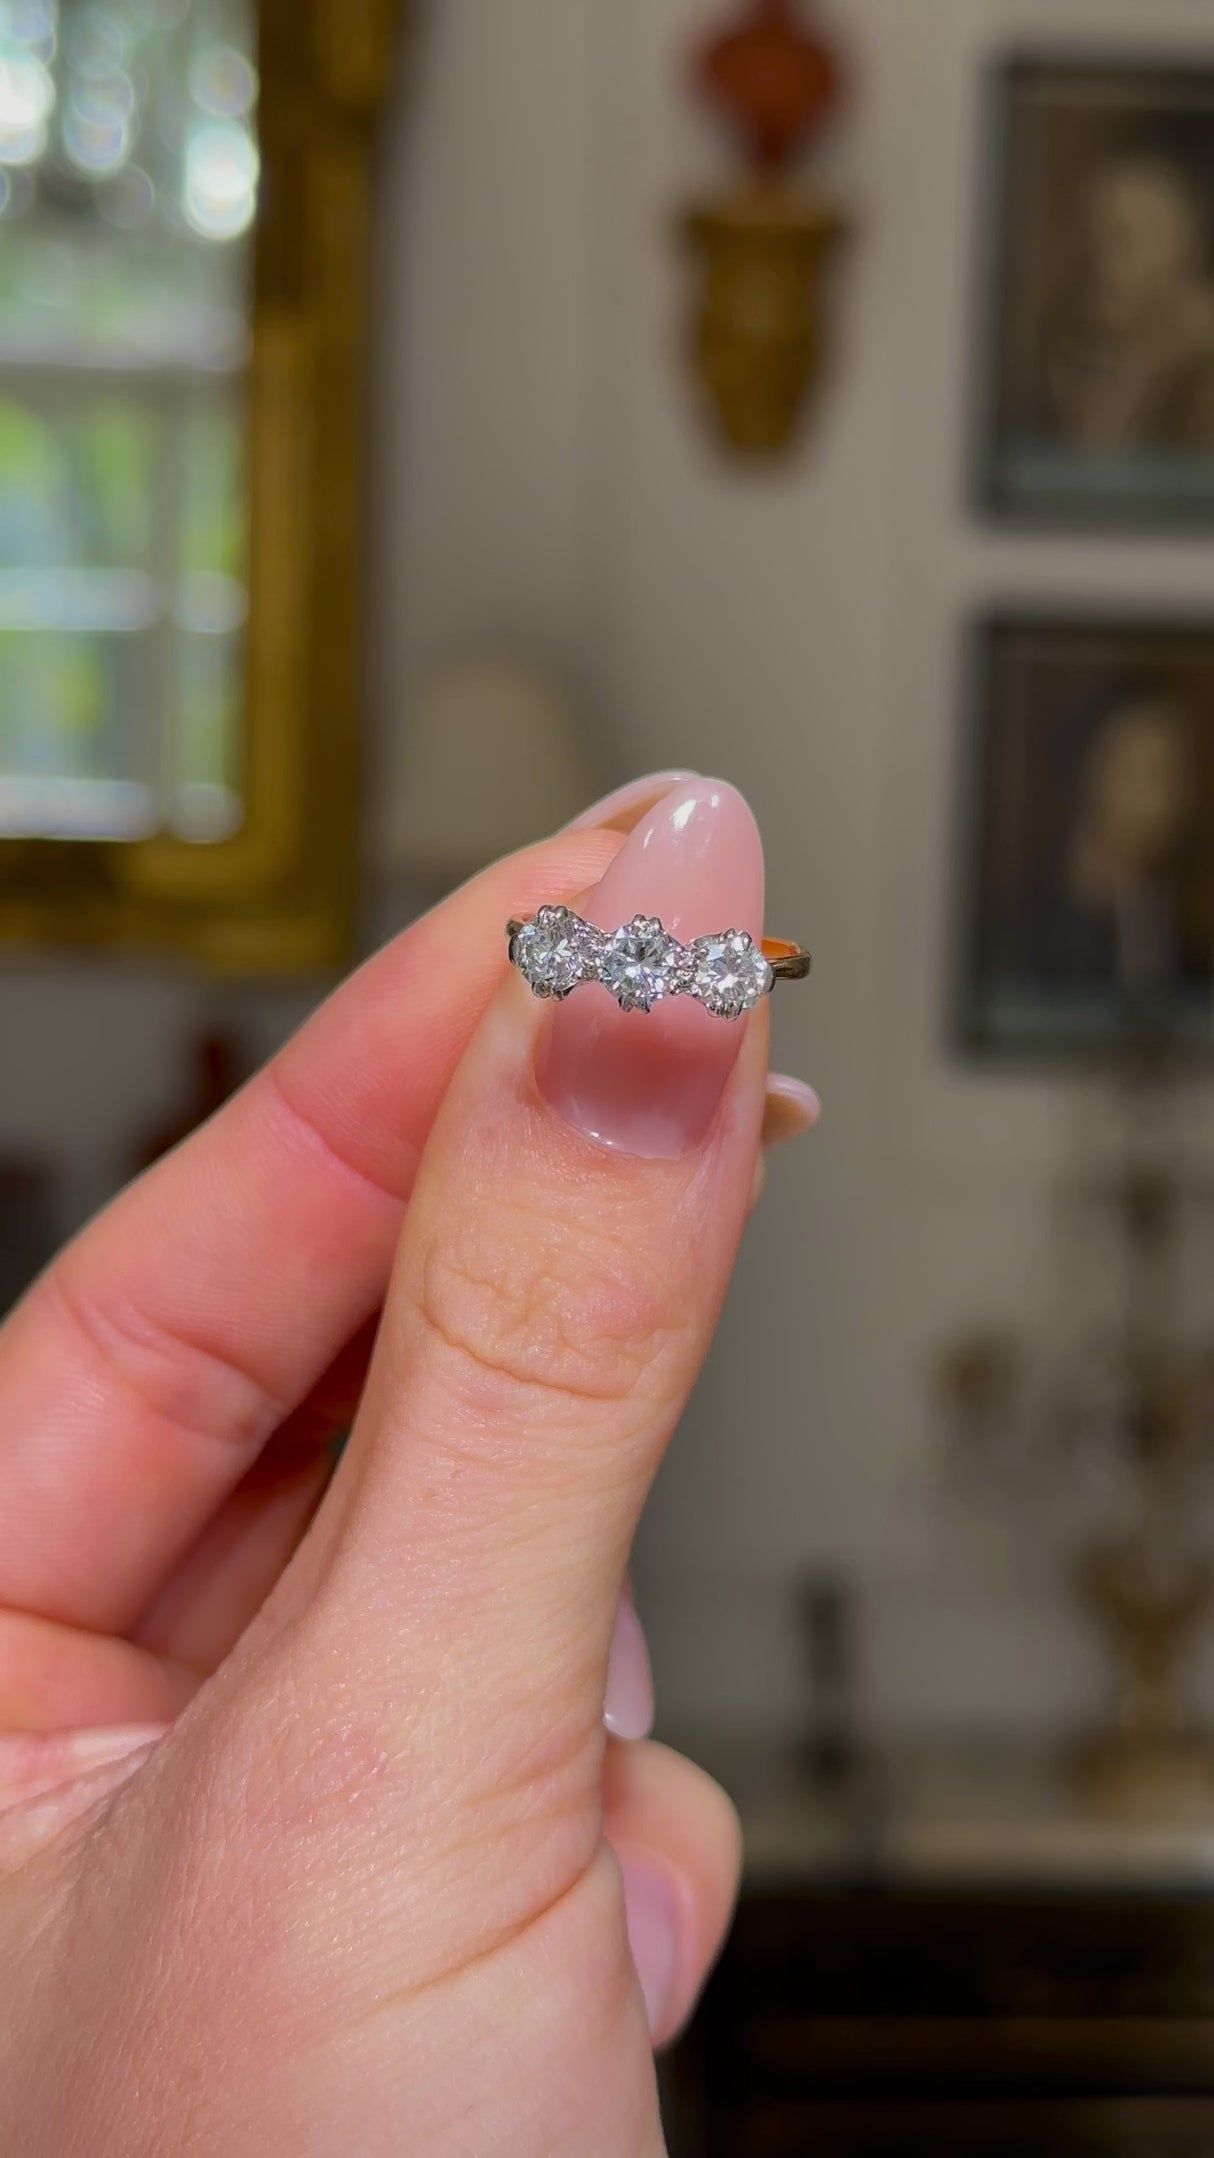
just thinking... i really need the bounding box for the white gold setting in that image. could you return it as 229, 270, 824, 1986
688, 930, 774, 1020
506, 905, 604, 1000
600, 915, 685, 1014
506, 909, 806, 1019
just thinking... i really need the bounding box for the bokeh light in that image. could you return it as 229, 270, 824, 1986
62, 62, 136, 174
183, 116, 256, 240
63, 2, 130, 77
0, 47, 55, 165
0, 0, 57, 68
188, 41, 255, 120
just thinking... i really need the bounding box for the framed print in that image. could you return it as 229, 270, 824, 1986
956, 615, 1214, 1055
977, 57, 1214, 528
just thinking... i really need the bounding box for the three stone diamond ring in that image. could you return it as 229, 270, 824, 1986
506, 906, 811, 1020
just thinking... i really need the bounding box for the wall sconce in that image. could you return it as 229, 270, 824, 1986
680, 0, 847, 460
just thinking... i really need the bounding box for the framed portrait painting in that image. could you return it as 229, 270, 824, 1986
977, 58, 1214, 528
956, 616, 1214, 1055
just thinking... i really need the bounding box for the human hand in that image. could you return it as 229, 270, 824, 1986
0, 776, 816, 2156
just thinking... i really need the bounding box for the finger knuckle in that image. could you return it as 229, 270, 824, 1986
40, 1262, 278, 1459
410, 1194, 684, 1428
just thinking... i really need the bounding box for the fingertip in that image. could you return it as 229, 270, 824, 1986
605, 1740, 743, 2047
762, 1074, 821, 1149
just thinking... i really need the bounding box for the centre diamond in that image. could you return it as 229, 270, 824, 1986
510, 905, 598, 999
601, 915, 683, 1014
689, 930, 773, 1019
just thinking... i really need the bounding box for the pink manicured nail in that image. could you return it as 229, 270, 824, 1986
0, 1725, 168, 1809
539, 777, 765, 1158
604, 1596, 655, 1741
763, 1074, 821, 1145
59, 1723, 170, 1769
621, 1855, 680, 2037
563, 771, 698, 834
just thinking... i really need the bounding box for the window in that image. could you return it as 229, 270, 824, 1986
0, 0, 256, 844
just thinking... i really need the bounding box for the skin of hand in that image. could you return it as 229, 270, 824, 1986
0, 774, 817, 2157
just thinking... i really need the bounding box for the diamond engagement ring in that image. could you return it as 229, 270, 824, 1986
506, 907, 811, 1019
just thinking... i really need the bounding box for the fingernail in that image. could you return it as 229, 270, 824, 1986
60, 1723, 170, 1770
621, 1855, 681, 2038
0, 1724, 169, 1810
604, 1596, 655, 1741
539, 777, 765, 1158
762, 1075, 821, 1149
563, 771, 698, 835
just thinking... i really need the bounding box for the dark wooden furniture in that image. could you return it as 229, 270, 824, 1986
662, 1744, 1214, 2157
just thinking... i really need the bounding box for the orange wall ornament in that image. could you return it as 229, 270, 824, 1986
680, 0, 847, 459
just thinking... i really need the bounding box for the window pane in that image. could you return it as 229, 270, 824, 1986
0, 391, 159, 569
0, 624, 156, 835
180, 400, 243, 581
171, 625, 241, 838
0, 0, 256, 842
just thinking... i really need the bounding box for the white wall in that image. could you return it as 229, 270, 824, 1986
7, 0, 1214, 1741
378, 0, 1214, 1742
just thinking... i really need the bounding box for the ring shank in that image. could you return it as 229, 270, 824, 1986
762, 937, 812, 980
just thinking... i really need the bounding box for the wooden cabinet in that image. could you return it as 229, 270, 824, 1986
668, 1888, 1214, 2156
661, 1745, 1214, 2158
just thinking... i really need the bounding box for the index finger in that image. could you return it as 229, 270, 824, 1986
0, 823, 623, 1634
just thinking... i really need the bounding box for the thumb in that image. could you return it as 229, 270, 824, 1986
217, 781, 768, 1995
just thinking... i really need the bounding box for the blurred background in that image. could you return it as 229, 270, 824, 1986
8, 0, 1214, 2151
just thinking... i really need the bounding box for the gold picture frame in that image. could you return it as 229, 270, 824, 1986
0, 0, 405, 973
